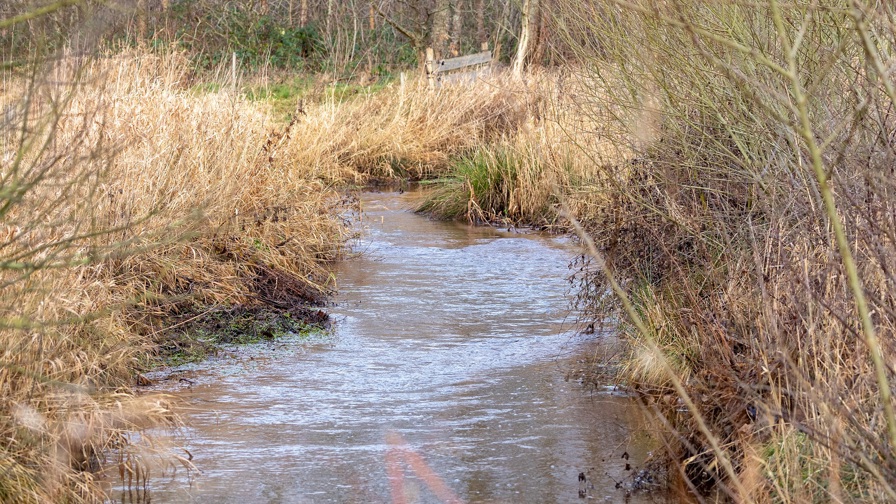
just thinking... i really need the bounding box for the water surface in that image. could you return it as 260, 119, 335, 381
140, 191, 652, 503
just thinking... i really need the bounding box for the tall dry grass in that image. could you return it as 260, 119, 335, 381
554, 1, 896, 501
297, 73, 534, 179
0, 50, 352, 501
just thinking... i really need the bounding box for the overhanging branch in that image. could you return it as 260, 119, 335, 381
375, 2, 421, 46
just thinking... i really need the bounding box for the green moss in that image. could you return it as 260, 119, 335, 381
156, 305, 326, 367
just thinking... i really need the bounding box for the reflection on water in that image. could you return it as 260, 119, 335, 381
133, 191, 656, 504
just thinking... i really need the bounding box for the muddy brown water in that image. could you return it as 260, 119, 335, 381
134, 191, 657, 504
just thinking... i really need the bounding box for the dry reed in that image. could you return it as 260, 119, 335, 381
0, 52, 345, 501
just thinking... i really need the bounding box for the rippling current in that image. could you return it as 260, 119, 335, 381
136, 190, 654, 504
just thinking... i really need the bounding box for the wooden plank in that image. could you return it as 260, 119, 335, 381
435, 51, 491, 73
438, 66, 491, 85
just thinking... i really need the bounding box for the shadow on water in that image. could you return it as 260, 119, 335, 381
122, 190, 662, 504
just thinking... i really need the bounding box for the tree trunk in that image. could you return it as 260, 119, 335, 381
369, 2, 376, 30
373, 0, 429, 69
300, 0, 308, 26
430, 0, 451, 59
493, 0, 511, 62
449, 0, 462, 56
475, 0, 486, 47
136, 0, 147, 45
513, 0, 536, 77
531, 0, 547, 64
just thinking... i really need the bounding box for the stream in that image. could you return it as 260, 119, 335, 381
136, 190, 654, 504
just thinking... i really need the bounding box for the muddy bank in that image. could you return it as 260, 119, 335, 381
135, 248, 335, 369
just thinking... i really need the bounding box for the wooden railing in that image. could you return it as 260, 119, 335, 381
425, 43, 492, 88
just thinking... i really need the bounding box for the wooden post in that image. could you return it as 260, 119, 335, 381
425, 47, 435, 90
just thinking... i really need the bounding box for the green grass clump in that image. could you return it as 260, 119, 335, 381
417, 144, 572, 227
417, 148, 517, 222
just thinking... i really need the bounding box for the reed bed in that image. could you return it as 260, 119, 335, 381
298, 73, 534, 179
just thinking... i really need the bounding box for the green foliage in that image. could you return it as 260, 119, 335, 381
321, 24, 419, 76
169, 1, 324, 70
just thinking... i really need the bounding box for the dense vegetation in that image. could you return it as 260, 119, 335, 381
556, 3, 896, 501
2, 1, 896, 502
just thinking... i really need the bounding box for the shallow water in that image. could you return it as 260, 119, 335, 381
136, 191, 655, 504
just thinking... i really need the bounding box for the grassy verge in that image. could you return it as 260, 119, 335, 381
240, 73, 398, 122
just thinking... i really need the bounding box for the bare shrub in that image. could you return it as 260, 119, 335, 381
557, 1, 896, 501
